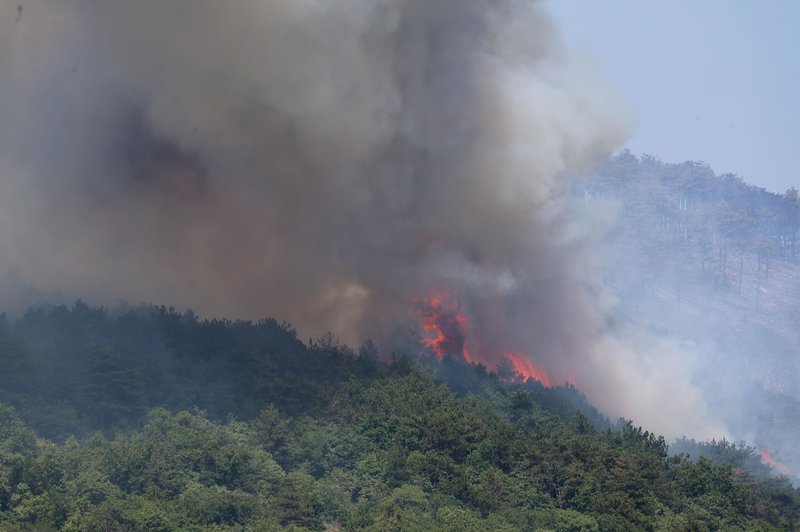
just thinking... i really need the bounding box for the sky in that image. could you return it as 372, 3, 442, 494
548, 0, 800, 194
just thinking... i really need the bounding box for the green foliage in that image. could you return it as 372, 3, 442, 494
0, 302, 798, 529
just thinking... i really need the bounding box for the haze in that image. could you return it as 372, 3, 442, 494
550, 0, 800, 193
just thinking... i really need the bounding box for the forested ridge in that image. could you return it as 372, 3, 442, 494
587, 152, 800, 324
584, 153, 800, 482
0, 302, 798, 530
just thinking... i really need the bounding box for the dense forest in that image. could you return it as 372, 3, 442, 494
3, 0, 796, 528
0, 302, 798, 530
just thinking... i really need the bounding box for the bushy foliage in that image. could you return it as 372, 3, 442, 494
0, 302, 798, 530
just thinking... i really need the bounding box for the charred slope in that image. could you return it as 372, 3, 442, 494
0, 301, 798, 530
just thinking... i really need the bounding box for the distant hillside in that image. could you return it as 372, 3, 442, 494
583, 151, 800, 478
586, 151, 800, 333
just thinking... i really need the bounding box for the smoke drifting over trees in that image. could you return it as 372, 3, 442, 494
1, 1, 621, 339
1, 0, 779, 451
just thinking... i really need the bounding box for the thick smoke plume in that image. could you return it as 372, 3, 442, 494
0, 1, 722, 439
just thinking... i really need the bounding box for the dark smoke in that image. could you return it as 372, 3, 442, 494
0, 1, 730, 440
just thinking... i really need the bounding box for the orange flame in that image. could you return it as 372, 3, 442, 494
759, 445, 790, 476
417, 291, 471, 362
416, 290, 564, 388
503, 351, 552, 387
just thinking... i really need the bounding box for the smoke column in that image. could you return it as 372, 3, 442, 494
0, 1, 724, 439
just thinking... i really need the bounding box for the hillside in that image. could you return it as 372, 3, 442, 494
584, 152, 800, 477
0, 302, 798, 530
587, 151, 800, 337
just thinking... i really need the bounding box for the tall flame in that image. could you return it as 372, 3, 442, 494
759, 445, 790, 476
417, 291, 471, 363
417, 290, 562, 387
503, 351, 552, 387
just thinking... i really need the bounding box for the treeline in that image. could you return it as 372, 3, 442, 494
0, 302, 602, 441
0, 302, 798, 530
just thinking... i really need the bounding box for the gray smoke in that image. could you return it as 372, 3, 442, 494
0, 1, 725, 439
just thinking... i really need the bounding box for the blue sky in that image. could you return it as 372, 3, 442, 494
548, 0, 800, 193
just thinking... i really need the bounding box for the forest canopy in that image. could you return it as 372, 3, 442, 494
0, 301, 797, 530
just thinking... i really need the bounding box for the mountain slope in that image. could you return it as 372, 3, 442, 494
584, 152, 800, 475
0, 302, 798, 530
